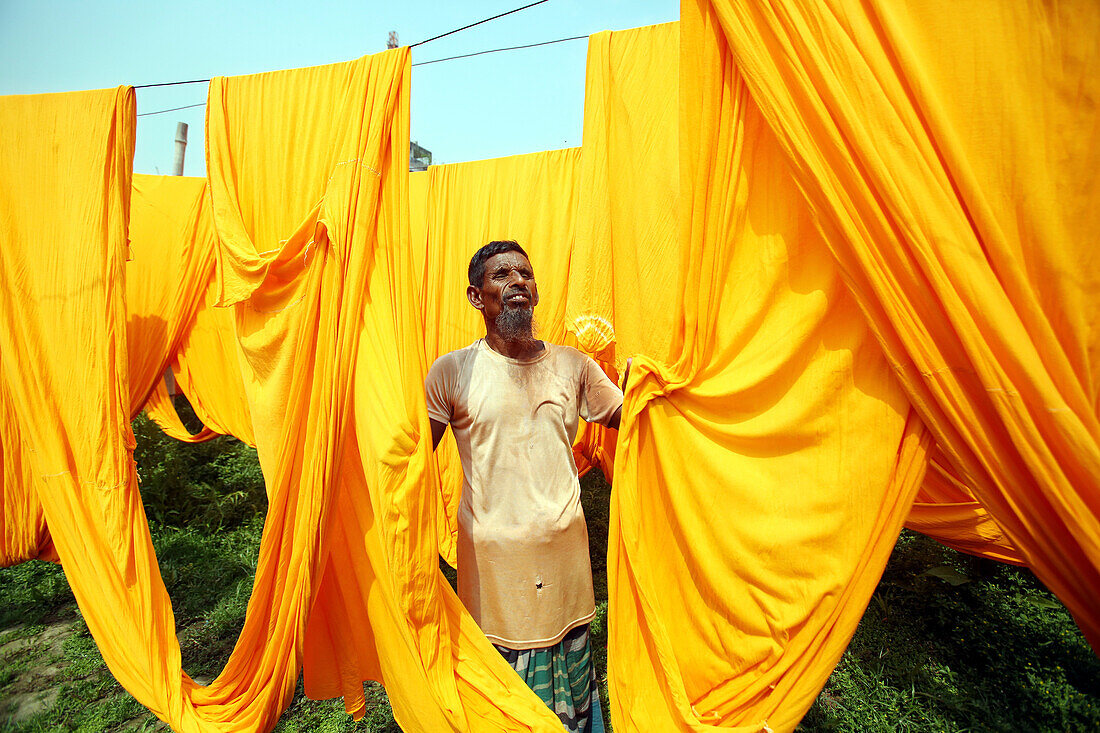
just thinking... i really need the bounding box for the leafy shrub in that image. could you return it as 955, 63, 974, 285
131, 398, 266, 532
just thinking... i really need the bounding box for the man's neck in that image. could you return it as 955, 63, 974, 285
484, 331, 544, 360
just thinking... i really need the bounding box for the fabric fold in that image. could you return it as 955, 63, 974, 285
713, 0, 1100, 646
569, 18, 930, 731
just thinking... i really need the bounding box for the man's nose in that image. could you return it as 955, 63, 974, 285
507, 271, 529, 288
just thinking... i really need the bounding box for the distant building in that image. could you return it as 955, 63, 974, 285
410, 141, 432, 172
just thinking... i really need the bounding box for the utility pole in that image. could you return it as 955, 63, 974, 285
172, 122, 188, 176
164, 121, 188, 397
387, 31, 398, 49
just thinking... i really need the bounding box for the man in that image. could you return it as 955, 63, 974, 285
425, 240, 623, 733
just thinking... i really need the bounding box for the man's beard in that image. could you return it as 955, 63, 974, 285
496, 304, 538, 345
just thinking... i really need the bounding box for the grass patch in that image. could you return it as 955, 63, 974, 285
800, 530, 1100, 731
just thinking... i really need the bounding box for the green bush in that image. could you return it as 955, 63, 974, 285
131, 399, 266, 532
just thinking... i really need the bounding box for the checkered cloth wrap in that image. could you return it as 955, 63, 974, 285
494, 624, 604, 732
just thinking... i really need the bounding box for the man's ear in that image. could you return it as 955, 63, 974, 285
467, 285, 483, 311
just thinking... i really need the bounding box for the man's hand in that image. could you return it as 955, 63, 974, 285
430, 418, 448, 451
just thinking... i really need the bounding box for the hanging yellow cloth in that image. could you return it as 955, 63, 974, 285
143, 380, 221, 443
202, 51, 562, 729
410, 149, 615, 565
127, 174, 221, 442
565, 19, 930, 731
0, 380, 56, 565
0, 85, 139, 600
567, 23, 680, 367
127, 175, 217, 416
0, 53, 517, 733
166, 274, 256, 446
2, 170, 220, 566
128, 173, 254, 446
0, 86, 205, 724
592, 4, 1021, 572
714, 0, 1100, 646
906, 450, 1024, 566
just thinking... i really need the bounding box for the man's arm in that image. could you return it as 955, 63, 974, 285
607, 405, 622, 431
430, 418, 448, 451
605, 358, 631, 431
425, 354, 453, 451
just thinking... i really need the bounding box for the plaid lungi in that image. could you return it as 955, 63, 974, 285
495, 624, 605, 733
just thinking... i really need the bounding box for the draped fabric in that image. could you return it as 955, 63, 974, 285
143, 380, 221, 444
5, 8, 1095, 732
201, 51, 562, 730
0, 86, 212, 723
714, 0, 1100, 646
0, 89, 135, 583
565, 19, 931, 731
567, 23, 680, 367
906, 450, 1024, 565
410, 149, 615, 565
167, 277, 255, 446
1, 169, 222, 565
132, 174, 254, 447
0, 53, 490, 733
126, 174, 219, 422
0, 380, 56, 565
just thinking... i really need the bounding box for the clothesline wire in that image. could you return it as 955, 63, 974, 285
135, 79, 211, 89
134, 0, 552, 89
137, 102, 207, 118
412, 34, 586, 66
134, 32, 590, 117
409, 0, 549, 48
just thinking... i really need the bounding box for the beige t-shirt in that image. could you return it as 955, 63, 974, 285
425, 339, 622, 649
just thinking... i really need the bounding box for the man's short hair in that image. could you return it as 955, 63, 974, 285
468, 240, 530, 288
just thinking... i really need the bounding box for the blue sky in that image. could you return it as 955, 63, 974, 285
0, 1, 678, 175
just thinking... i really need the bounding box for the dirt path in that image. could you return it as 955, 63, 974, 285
0, 616, 77, 724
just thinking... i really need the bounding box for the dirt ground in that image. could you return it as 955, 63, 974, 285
0, 616, 74, 724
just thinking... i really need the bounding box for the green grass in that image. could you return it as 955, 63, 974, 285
2, 422, 1097, 731
0, 517, 267, 732
800, 531, 1100, 732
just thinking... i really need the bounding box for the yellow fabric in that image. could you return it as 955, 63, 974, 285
143, 380, 221, 444
202, 51, 562, 729
1, 54, 529, 733
126, 174, 218, 420
8, 11, 1090, 731
567, 23, 680, 367
0, 89, 135, 584
0, 86, 207, 724
0, 379, 56, 565
1, 56, 560, 733
907, 449, 1024, 566
564, 19, 931, 731
715, 0, 1100, 646
411, 149, 615, 565
2, 170, 220, 566
169, 275, 256, 446
131, 175, 254, 446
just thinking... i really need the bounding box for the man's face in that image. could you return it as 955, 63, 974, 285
469, 250, 539, 323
